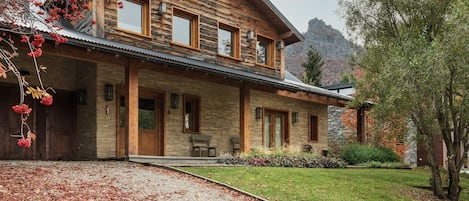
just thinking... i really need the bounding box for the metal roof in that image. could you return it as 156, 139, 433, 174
31, 20, 351, 102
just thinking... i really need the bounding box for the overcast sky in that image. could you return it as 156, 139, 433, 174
269, 0, 345, 34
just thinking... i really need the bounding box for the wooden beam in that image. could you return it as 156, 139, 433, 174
125, 60, 139, 156
273, 90, 347, 107
240, 83, 251, 152
279, 31, 293, 40
44, 42, 128, 65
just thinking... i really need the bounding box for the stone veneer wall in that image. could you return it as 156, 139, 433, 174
250, 90, 329, 155
74, 60, 98, 159
327, 106, 355, 148
95, 63, 125, 158
138, 68, 240, 156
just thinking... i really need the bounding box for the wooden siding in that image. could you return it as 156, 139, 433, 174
103, 0, 284, 79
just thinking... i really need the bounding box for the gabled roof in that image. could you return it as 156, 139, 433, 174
41, 27, 350, 102
250, 0, 304, 45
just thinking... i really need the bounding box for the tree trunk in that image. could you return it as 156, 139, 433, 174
447, 159, 461, 201
426, 132, 446, 199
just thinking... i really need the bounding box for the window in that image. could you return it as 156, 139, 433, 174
117, 0, 150, 35
183, 95, 200, 133
172, 8, 199, 48
263, 110, 288, 148
309, 115, 318, 142
256, 35, 274, 67
218, 23, 240, 58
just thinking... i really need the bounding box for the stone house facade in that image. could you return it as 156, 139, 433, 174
0, 0, 352, 160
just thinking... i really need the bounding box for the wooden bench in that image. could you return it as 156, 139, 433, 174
231, 137, 240, 154
190, 134, 217, 157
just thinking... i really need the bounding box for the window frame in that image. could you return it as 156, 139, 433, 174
308, 114, 319, 142
172, 7, 200, 50
116, 0, 150, 36
256, 34, 275, 68
183, 95, 201, 133
217, 22, 240, 60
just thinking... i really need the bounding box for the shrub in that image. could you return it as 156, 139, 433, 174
223, 147, 346, 168
342, 144, 400, 165
361, 161, 410, 169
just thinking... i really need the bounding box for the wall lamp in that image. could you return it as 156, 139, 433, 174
77, 89, 86, 105
159, 2, 167, 14
292, 111, 298, 123
247, 30, 255, 41
277, 40, 285, 50
104, 84, 114, 101
255, 107, 263, 119
170, 93, 179, 109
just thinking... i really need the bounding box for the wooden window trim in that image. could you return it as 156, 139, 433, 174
116, 0, 151, 36
183, 95, 201, 133
172, 7, 200, 49
217, 22, 240, 59
261, 108, 289, 148
256, 34, 275, 68
308, 114, 319, 143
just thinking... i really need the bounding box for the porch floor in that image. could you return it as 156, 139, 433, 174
128, 155, 231, 167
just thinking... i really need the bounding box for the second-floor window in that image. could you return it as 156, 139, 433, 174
117, 0, 149, 35
256, 35, 274, 67
218, 23, 240, 58
172, 8, 199, 49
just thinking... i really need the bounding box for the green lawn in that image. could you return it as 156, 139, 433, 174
180, 167, 469, 201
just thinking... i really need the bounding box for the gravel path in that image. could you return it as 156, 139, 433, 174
0, 161, 258, 201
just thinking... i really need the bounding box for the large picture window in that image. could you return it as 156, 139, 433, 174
218, 23, 240, 58
256, 35, 274, 67
172, 8, 199, 49
117, 0, 150, 35
183, 95, 200, 133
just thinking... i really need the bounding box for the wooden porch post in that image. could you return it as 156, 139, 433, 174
125, 60, 139, 156
357, 107, 365, 144
240, 83, 251, 152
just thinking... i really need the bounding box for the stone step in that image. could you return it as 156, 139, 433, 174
129, 155, 225, 166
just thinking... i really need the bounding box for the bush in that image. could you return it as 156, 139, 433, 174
361, 161, 410, 169
341, 144, 400, 165
223, 147, 346, 168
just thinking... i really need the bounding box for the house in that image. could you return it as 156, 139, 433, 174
0, 0, 354, 160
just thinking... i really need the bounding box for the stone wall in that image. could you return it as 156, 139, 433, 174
327, 106, 354, 149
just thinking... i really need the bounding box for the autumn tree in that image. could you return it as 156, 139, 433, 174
341, 0, 469, 200
0, 0, 95, 148
302, 46, 324, 86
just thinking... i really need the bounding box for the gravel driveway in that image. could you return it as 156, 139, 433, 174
0, 161, 258, 201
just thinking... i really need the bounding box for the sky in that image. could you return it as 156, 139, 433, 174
269, 0, 345, 35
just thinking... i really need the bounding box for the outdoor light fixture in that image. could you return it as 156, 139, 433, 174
255, 107, 263, 119
104, 84, 114, 101
247, 30, 255, 41
77, 89, 86, 105
159, 2, 167, 14
292, 111, 298, 123
277, 40, 285, 50
170, 93, 179, 109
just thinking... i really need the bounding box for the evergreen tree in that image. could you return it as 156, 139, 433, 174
302, 46, 324, 86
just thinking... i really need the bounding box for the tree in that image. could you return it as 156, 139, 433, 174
302, 46, 324, 86
1, 0, 95, 148
341, 0, 469, 200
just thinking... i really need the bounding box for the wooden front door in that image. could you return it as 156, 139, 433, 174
263, 110, 289, 149
0, 85, 75, 160
117, 89, 164, 157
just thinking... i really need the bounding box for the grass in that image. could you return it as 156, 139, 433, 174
180, 167, 469, 201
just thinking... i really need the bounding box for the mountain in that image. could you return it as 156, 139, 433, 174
285, 18, 355, 86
